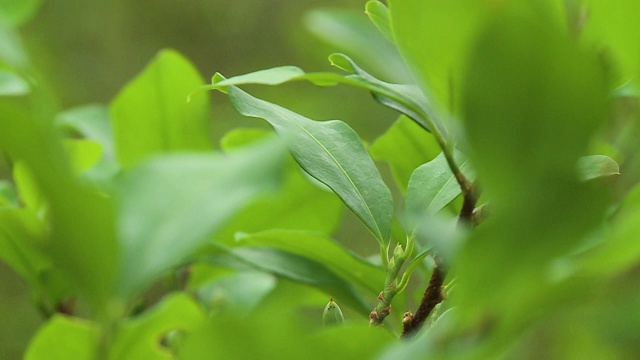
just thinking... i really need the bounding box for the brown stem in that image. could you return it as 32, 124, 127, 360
401, 257, 445, 338
401, 182, 480, 338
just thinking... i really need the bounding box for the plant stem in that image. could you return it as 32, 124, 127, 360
401, 256, 445, 338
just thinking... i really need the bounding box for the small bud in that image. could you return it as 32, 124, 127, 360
393, 243, 404, 260
323, 298, 344, 326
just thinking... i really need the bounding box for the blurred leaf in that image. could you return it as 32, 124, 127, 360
578, 207, 640, 277
369, 115, 439, 193
0, 209, 49, 284
0, 101, 117, 310
109, 293, 206, 360
456, 9, 609, 341
195, 272, 277, 314
0, 180, 18, 206
24, 315, 99, 360
577, 155, 620, 181
580, 0, 640, 83
110, 49, 212, 168
304, 7, 411, 82
63, 139, 103, 174
0, 0, 42, 27
114, 137, 287, 299
0, 68, 28, 95
218, 247, 371, 316
365, 1, 394, 43
235, 229, 385, 295
56, 104, 114, 159
405, 151, 474, 230
388, 1, 565, 112
13, 161, 44, 212
215, 128, 343, 242
213, 84, 393, 245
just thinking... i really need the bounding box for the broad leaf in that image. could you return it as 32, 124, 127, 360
235, 230, 384, 295
109, 294, 206, 360
577, 155, 620, 181
213, 84, 393, 245
110, 49, 212, 168
114, 137, 287, 299
24, 315, 99, 360
369, 115, 439, 193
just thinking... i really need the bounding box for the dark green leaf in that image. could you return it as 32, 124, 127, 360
217, 85, 393, 245
235, 230, 384, 295
219, 246, 371, 316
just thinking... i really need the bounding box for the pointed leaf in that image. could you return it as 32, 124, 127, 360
405, 151, 474, 230
365, 1, 394, 43
110, 49, 212, 168
217, 246, 371, 316
205, 53, 442, 136
235, 230, 384, 295
114, 137, 287, 298
219, 85, 393, 245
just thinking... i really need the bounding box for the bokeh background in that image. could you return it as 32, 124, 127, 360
2, 0, 402, 357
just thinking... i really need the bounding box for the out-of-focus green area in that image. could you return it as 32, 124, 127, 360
1, 1, 398, 357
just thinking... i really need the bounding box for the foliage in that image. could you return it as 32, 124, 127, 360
1, 1, 639, 359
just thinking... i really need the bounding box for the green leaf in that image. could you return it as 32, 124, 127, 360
217, 246, 371, 316
369, 115, 439, 193
387, 1, 565, 112
235, 229, 384, 295
217, 85, 393, 245
303, 7, 411, 83
64, 139, 104, 174
56, 104, 114, 159
0, 209, 49, 285
456, 11, 609, 330
405, 151, 474, 230
365, 1, 394, 43
214, 128, 344, 242
0, 0, 42, 27
0, 68, 29, 95
114, 136, 287, 299
195, 272, 277, 314
0, 101, 117, 310
580, 0, 640, 83
206, 53, 441, 136
109, 293, 206, 360
24, 315, 100, 360
577, 155, 620, 181
110, 49, 212, 168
